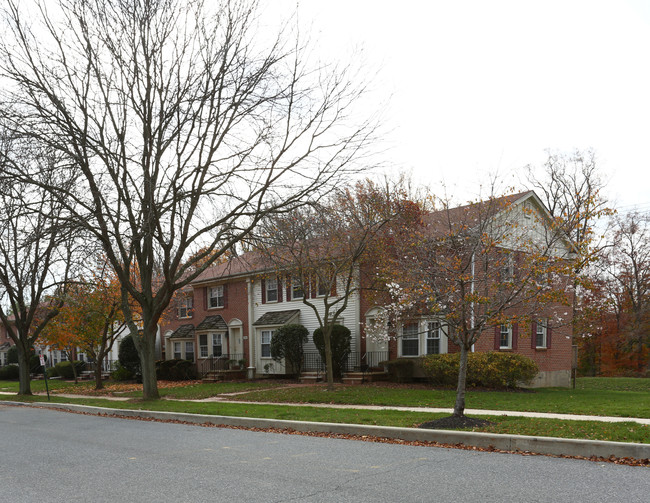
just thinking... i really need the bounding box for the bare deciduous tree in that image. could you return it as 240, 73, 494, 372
0, 0, 377, 398
0, 132, 78, 395
254, 180, 403, 390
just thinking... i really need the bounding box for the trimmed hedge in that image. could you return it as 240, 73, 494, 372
382, 359, 415, 383
420, 351, 539, 389
312, 324, 351, 379
156, 359, 197, 381
53, 360, 86, 379
110, 363, 134, 381
118, 335, 141, 377
0, 364, 19, 380
271, 324, 309, 376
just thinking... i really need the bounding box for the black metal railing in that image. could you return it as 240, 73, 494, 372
85, 359, 117, 372
198, 353, 245, 377
302, 351, 389, 374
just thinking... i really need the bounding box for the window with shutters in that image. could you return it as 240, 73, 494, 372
536, 320, 547, 348
266, 279, 278, 303
500, 324, 512, 349
208, 285, 225, 308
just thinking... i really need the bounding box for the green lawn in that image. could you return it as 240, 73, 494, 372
2, 377, 649, 418
1, 393, 647, 444
235, 381, 650, 419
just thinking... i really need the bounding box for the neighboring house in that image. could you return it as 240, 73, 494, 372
159, 190, 575, 387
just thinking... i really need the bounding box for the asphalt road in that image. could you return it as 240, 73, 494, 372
1, 405, 648, 503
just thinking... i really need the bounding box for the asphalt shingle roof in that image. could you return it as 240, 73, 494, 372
196, 315, 228, 331
252, 309, 301, 326
169, 324, 195, 339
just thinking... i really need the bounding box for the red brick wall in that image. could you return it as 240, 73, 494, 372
159, 279, 250, 364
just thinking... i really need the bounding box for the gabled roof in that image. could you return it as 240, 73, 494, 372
196, 315, 228, 331
191, 190, 573, 285
192, 251, 267, 285
252, 309, 301, 326
422, 190, 534, 235
169, 324, 195, 339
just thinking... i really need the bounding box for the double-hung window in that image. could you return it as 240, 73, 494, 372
291, 277, 304, 300
185, 341, 195, 362
401, 322, 419, 356
261, 330, 274, 358
426, 321, 441, 354
536, 320, 547, 348
208, 286, 224, 308
212, 333, 223, 357
199, 334, 209, 358
500, 324, 512, 349
266, 279, 278, 302
178, 296, 193, 319
173, 342, 182, 359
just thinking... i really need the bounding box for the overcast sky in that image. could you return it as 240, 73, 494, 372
272, 0, 650, 211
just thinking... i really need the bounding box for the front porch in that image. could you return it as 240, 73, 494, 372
299, 351, 389, 384
199, 353, 246, 382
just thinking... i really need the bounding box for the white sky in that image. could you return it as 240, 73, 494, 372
271, 0, 650, 211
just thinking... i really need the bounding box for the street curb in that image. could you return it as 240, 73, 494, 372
5, 400, 649, 460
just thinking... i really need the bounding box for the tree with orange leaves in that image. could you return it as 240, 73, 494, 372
371, 190, 575, 420
41, 269, 125, 389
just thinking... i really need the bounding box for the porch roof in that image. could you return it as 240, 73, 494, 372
169, 324, 195, 339
252, 309, 300, 327
196, 315, 228, 331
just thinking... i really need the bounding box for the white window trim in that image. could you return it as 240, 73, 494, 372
401, 322, 420, 357
208, 285, 225, 309
426, 321, 441, 355
260, 329, 274, 358
184, 341, 195, 362
173, 341, 182, 359
500, 324, 512, 349
212, 333, 223, 357
536, 320, 547, 348
266, 279, 279, 303
178, 296, 193, 319
199, 334, 209, 358
291, 277, 304, 300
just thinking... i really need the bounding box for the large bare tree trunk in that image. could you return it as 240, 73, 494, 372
17, 344, 32, 396
133, 323, 160, 400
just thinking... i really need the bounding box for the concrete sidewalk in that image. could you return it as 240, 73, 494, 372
3, 390, 649, 425
187, 397, 650, 426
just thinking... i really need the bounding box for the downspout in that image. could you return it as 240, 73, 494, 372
247, 277, 256, 379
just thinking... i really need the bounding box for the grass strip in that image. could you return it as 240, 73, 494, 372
2, 394, 648, 444
235, 384, 650, 418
